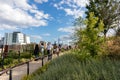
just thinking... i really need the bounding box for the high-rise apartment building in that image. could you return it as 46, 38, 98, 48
3, 32, 30, 45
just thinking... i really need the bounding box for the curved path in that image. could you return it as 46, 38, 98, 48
0, 53, 64, 80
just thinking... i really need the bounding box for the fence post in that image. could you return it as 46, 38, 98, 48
27, 62, 29, 75
1, 54, 4, 69
18, 51, 20, 62
9, 69, 12, 80
42, 57, 44, 66
47, 54, 49, 61
51, 53, 52, 60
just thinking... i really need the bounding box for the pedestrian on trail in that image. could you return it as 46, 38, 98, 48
34, 44, 39, 58
47, 42, 53, 60
56, 46, 60, 56
53, 43, 57, 54
40, 43, 44, 56
58, 44, 62, 52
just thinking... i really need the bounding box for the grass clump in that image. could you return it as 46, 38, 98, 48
22, 62, 49, 80
22, 53, 120, 80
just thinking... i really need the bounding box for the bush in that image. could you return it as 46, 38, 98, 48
20, 52, 32, 59
0, 57, 2, 68
4, 58, 13, 65
7, 50, 18, 59
106, 37, 120, 59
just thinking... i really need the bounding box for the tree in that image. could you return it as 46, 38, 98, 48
74, 17, 85, 44
116, 28, 120, 36
74, 17, 84, 27
86, 0, 120, 37
76, 12, 104, 56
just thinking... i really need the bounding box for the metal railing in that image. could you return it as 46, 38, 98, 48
0, 54, 53, 80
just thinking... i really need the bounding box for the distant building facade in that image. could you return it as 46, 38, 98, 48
0, 37, 4, 53
0, 32, 30, 53
3, 32, 30, 45
0, 37, 4, 48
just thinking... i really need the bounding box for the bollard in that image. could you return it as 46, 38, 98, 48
9, 69, 12, 80
27, 62, 29, 75
42, 57, 44, 66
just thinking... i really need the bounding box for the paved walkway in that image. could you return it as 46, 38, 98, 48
0, 53, 64, 80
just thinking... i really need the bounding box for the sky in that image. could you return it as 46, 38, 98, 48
0, 0, 89, 44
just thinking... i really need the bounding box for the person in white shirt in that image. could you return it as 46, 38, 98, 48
40, 43, 44, 56
47, 42, 53, 60
56, 46, 59, 56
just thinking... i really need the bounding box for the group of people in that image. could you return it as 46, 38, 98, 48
34, 42, 61, 60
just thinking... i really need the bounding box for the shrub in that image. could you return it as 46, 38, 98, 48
106, 37, 120, 59
4, 58, 13, 65
0, 57, 2, 68
7, 50, 18, 59
20, 52, 32, 59
75, 12, 104, 57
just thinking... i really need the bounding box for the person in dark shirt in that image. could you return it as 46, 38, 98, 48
34, 44, 39, 58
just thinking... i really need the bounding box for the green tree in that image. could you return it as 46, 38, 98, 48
74, 17, 85, 44
86, 0, 120, 37
76, 12, 104, 56
74, 17, 84, 27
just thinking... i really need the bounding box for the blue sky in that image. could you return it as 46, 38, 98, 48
0, 0, 89, 43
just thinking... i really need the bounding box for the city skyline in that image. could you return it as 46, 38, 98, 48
0, 0, 88, 43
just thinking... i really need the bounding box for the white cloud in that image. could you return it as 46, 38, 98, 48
34, 11, 49, 19
59, 34, 73, 43
60, 35, 70, 40
53, 0, 89, 18
0, 24, 18, 30
31, 35, 42, 40
34, 0, 48, 4
0, 0, 50, 30
64, 8, 85, 18
42, 33, 51, 36
0, 0, 32, 10
58, 26, 75, 33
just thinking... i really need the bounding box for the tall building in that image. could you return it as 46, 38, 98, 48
25, 36, 30, 44
4, 32, 30, 45
4, 33, 13, 45
0, 37, 4, 48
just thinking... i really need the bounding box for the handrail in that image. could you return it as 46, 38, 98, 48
0, 54, 49, 76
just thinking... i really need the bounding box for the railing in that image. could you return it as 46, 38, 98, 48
0, 54, 52, 80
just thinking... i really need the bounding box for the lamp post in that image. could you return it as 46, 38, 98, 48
58, 38, 60, 46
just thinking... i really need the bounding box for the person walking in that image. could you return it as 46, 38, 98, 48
47, 42, 53, 60
34, 44, 39, 58
53, 43, 57, 54
56, 46, 59, 57
40, 43, 44, 56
